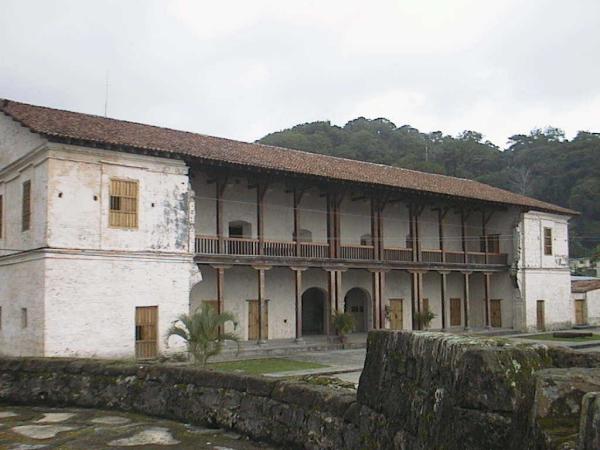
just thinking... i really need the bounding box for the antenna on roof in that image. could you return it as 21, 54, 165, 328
104, 70, 109, 117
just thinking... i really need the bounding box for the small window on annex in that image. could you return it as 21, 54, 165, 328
543, 227, 553, 255
109, 179, 139, 228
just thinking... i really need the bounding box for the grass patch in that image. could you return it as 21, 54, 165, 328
521, 333, 600, 342
208, 358, 327, 375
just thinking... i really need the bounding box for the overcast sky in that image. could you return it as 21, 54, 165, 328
1, 0, 599, 148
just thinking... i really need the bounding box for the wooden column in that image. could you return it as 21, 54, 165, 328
484, 272, 491, 328
371, 270, 380, 329
216, 180, 227, 254
293, 189, 303, 257
380, 271, 387, 328
410, 271, 420, 330
212, 264, 231, 335
326, 269, 336, 335
463, 271, 471, 330
439, 271, 449, 330
255, 265, 271, 343
292, 267, 307, 341
327, 194, 335, 258
334, 195, 342, 258
482, 210, 488, 264
371, 197, 379, 261
409, 206, 417, 262
438, 208, 448, 263
256, 183, 268, 255
461, 209, 468, 264
335, 270, 343, 313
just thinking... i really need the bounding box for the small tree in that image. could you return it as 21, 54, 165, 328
332, 311, 355, 343
414, 310, 436, 330
166, 303, 239, 366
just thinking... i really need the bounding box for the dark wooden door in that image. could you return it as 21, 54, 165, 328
248, 300, 268, 340
490, 299, 502, 328
450, 298, 461, 326
135, 306, 158, 359
575, 300, 586, 325
537, 300, 545, 331
389, 299, 403, 330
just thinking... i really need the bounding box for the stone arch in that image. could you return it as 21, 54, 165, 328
344, 287, 371, 332
301, 287, 328, 335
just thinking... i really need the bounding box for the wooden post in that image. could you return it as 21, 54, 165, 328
326, 269, 336, 335
335, 270, 343, 313
409, 206, 417, 262
371, 197, 379, 261
327, 194, 335, 258
439, 271, 449, 330
292, 267, 306, 341
381, 271, 387, 328
482, 210, 488, 264
293, 189, 303, 257
255, 266, 271, 344
484, 272, 491, 328
334, 195, 342, 259
410, 271, 419, 330
438, 208, 448, 263
256, 183, 267, 255
463, 272, 471, 330
212, 264, 230, 336
371, 270, 380, 329
461, 209, 468, 264
216, 179, 226, 254
377, 200, 385, 259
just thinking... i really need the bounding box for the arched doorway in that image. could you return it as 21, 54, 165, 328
302, 287, 327, 335
344, 287, 370, 332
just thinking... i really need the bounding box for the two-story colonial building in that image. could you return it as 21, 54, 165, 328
0, 99, 576, 358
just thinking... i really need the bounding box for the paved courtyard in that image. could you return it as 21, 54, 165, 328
0, 405, 274, 449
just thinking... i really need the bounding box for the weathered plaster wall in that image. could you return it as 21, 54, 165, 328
0, 113, 46, 169
339, 197, 371, 245
0, 254, 45, 356
298, 188, 328, 243
517, 211, 572, 331
582, 289, 600, 325
46, 144, 191, 253
382, 203, 410, 248
43, 251, 190, 357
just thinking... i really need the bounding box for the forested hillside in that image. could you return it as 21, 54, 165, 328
258, 119, 600, 257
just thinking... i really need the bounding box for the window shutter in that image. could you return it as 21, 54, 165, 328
109, 179, 139, 228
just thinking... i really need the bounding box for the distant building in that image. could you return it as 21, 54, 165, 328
0, 99, 577, 358
570, 257, 600, 278
571, 279, 600, 326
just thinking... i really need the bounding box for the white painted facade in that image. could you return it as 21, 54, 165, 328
0, 110, 575, 358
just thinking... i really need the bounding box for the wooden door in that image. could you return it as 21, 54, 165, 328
389, 299, 403, 330
203, 300, 218, 312
490, 299, 502, 328
537, 300, 545, 331
248, 300, 268, 340
135, 306, 158, 359
422, 298, 429, 313
575, 300, 586, 325
450, 298, 461, 327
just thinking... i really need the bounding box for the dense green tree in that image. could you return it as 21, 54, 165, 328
259, 119, 600, 257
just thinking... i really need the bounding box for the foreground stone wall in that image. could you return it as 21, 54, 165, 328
2, 331, 600, 449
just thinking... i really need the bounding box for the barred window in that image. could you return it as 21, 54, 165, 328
543, 227, 553, 255
22, 181, 31, 231
109, 179, 138, 228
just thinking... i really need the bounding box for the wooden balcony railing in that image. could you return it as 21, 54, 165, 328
383, 247, 413, 262
300, 242, 329, 259
340, 244, 374, 260
194, 236, 508, 266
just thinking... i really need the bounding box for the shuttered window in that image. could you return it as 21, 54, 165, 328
543, 227, 553, 255
0, 195, 3, 238
22, 181, 31, 231
109, 179, 138, 228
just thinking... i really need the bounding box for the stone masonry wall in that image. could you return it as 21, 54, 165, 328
2, 332, 600, 449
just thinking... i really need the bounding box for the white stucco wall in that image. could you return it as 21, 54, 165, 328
579, 289, 600, 325
518, 211, 572, 331
0, 254, 45, 356
43, 251, 190, 358
0, 113, 46, 169
382, 203, 410, 248
340, 197, 371, 245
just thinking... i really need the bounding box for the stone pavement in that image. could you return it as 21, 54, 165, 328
0, 405, 274, 449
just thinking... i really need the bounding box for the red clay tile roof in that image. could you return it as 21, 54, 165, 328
572, 279, 600, 293
0, 99, 576, 215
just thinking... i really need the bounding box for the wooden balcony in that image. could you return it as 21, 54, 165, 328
194, 236, 508, 267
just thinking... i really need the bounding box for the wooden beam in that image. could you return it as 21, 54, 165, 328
293, 188, 305, 257
484, 273, 491, 328
463, 272, 471, 330
371, 271, 380, 329
216, 178, 227, 254
292, 267, 307, 341
439, 271, 449, 330
256, 182, 268, 255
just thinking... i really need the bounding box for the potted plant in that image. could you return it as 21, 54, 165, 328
166, 302, 240, 366
332, 311, 355, 345
414, 310, 436, 330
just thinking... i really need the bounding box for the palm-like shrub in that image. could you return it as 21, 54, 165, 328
332, 311, 355, 342
166, 303, 239, 366
414, 310, 436, 330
